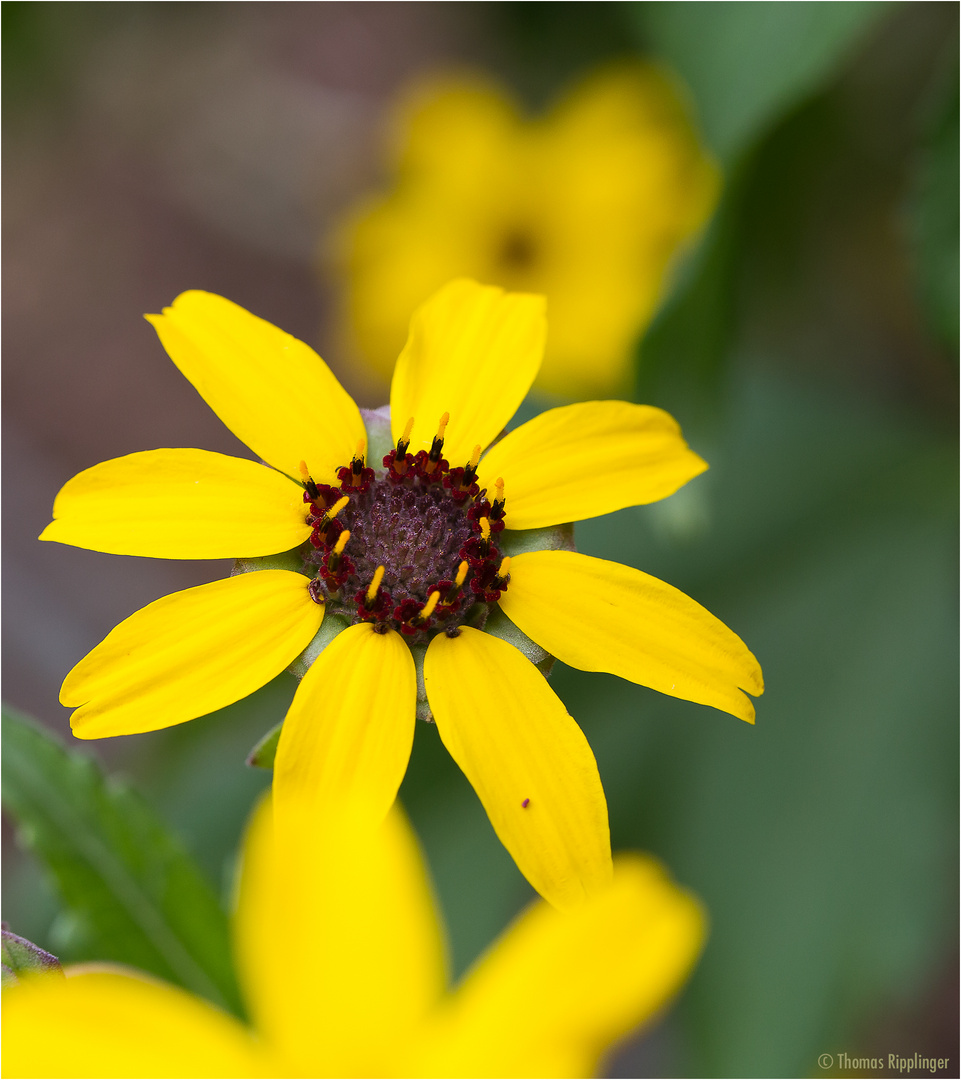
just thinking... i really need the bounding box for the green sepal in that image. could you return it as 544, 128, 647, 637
482, 605, 554, 677
1, 927, 63, 986
361, 405, 394, 470
288, 612, 350, 680
498, 521, 575, 557
408, 643, 431, 723
245, 722, 282, 770
232, 548, 304, 577
245, 613, 351, 768
487, 520, 571, 677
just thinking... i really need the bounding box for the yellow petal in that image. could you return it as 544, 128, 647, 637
62, 570, 323, 738
273, 622, 417, 830
235, 795, 446, 1076
500, 550, 763, 723
476, 400, 708, 530
424, 627, 611, 911
146, 291, 365, 483
1, 967, 270, 1079
39, 449, 310, 559
410, 854, 706, 1079
390, 279, 546, 467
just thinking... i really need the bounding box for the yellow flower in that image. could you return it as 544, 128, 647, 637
41, 278, 762, 910
334, 65, 719, 398
2, 796, 706, 1079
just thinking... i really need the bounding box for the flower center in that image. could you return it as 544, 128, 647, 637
496, 228, 538, 273
299, 414, 510, 643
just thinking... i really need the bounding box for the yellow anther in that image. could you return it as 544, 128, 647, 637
400, 416, 414, 444
420, 590, 441, 621
454, 560, 468, 588
332, 530, 351, 557
468, 445, 481, 470
497, 556, 511, 578
436, 412, 450, 441
298, 460, 310, 482
328, 495, 350, 519
494, 477, 505, 503
479, 517, 491, 542
366, 565, 385, 603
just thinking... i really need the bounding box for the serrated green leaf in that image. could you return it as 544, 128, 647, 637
1, 708, 243, 1016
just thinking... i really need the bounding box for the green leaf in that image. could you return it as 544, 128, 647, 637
908, 56, 960, 348
1, 707, 243, 1016
630, 3, 892, 418
634, 178, 745, 429
568, 371, 958, 1076
633, 1, 889, 162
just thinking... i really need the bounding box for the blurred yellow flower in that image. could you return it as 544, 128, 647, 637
334, 65, 719, 398
42, 278, 761, 910
2, 797, 706, 1079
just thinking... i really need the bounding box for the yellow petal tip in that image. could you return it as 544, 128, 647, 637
738, 696, 757, 725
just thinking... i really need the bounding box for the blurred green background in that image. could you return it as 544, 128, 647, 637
3, 3, 957, 1077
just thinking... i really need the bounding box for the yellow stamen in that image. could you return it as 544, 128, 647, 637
426, 411, 451, 472
456, 444, 482, 491
332, 530, 350, 557
328, 495, 350, 519
348, 441, 366, 483
298, 460, 310, 482
366, 565, 385, 604
394, 417, 415, 470
393, 417, 415, 473
494, 477, 505, 503
446, 560, 469, 602
316, 494, 350, 538
479, 517, 491, 543
497, 556, 511, 578
419, 590, 441, 621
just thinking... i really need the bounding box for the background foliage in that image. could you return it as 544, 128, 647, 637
3, 3, 957, 1076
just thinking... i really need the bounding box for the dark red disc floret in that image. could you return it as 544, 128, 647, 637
412, 449, 448, 482
467, 500, 505, 533
303, 483, 341, 509
302, 428, 513, 644
337, 464, 375, 493
393, 598, 428, 635
319, 554, 355, 592
355, 586, 393, 623
468, 561, 505, 603
308, 517, 347, 549
460, 535, 499, 569
443, 469, 480, 504
383, 451, 416, 484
